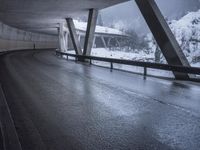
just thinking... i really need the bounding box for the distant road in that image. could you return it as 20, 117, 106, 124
0, 50, 200, 150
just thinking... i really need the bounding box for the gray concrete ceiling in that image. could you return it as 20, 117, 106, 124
0, 0, 129, 35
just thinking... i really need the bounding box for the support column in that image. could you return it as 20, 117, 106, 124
101, 36, 107, 49
83, 9, 98, 56
92, 36, 97, 48
66, 18, 82, 55
57, 28, 61, 51
135, 0, 190, 80
58, 23, 67, 52
64, 31, 69, 52
115, 38, 121, 49
78, 35, 81, 43
107, 37, 112, 50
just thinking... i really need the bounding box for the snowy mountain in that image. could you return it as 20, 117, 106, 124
147, 9, 200, 66
169, 9, 200, 64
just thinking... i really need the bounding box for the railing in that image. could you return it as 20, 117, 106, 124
56, 50, 200, 80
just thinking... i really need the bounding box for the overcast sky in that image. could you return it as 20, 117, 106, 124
100, 0, 200, 35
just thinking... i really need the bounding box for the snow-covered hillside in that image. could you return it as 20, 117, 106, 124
169, 9, 200, 64
145, 9, 200, 67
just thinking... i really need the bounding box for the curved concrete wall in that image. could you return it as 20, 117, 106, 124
0, 22, 58, 51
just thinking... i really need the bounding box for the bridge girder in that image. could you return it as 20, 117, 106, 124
66, 18, 83, 55
135, 0, 190, 80
83, 9, 98, 56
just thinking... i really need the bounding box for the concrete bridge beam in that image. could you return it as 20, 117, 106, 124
92, 36, 97, 48
135, 0, 190, 80
58, 23, 68, 52
83, 9, 98, 56
66, 18, 83, 55
101, 36, 108, 49
64, 31, 69, 52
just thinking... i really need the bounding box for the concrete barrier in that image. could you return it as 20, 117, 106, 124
0, 21, 59, 52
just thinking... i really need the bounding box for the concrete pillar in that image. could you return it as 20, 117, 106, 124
115, 38, 121, 48
83, 9, 98, 56
107, 37, 112, 50
66, 18, 82, 55
78, 35, 81, 42
135, 0, 190, 80
92, 36, 97, 48
58, 23, 67, 52
101, 36, 107, 49
57, 28, 61, 50
64, 31, 69, 52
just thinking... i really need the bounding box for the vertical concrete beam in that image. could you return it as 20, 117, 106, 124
78, 35, 81, 43
135, 0, 190, 80
83, 9, 98, 56
58, 23, 68, 52
101, 36, 107, 49
92, 36, 97, 48
115, 38, 121, 48
64, 31, 69, 52
107, 37, 112, 50
57, 27, 61, 51
66, 18, 82, 55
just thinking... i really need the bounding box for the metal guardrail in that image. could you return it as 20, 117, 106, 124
56, 50, 200, 78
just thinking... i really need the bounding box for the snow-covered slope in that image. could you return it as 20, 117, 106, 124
73, 20, 126, 36
146, 9, 200, 66
169, 9, 200, 63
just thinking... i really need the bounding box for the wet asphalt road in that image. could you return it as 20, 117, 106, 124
0, 50, 200, 150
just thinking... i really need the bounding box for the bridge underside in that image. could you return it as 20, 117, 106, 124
0, 50, 200, 150
0, 0, 128, 35
0, 0, 193, 79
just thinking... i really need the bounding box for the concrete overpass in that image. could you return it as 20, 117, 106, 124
65, 20, 131, 50
0, 0, 191, 79
0, 0, 200, 150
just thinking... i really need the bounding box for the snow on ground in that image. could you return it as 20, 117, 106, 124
68, 48, 174, 78
74, 20, 126, 36
91, 48, 174, 78
91, 48, 154, 61
66, 10, 200, 78
193, 62, 200, 67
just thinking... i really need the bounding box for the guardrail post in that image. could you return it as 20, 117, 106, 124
90, 59, 92, 65
67, 55, 68, 60
144, 67, 147, 77
110, 62, 113, 72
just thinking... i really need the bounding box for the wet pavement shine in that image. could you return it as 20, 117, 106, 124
0, 50, 200, 150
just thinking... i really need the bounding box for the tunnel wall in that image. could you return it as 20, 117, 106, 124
0, 22, 59, 52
